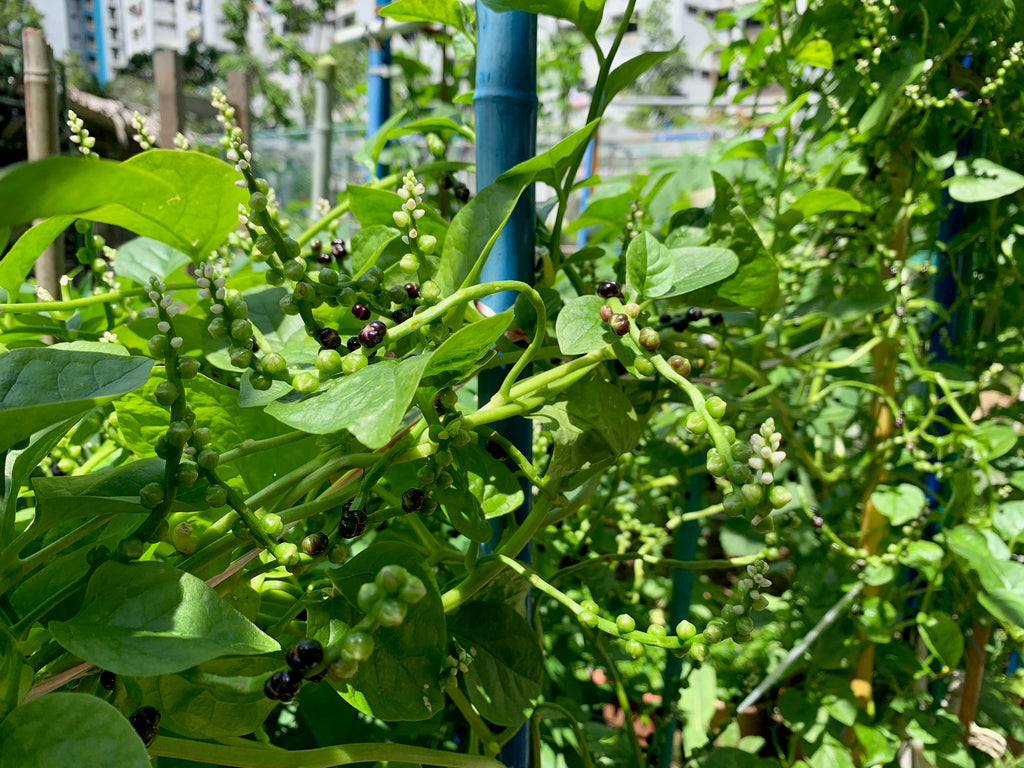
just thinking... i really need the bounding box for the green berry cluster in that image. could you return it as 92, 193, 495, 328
710, 418, 792, 531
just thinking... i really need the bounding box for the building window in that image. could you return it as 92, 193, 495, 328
340, 12, 355, 27
610, 13, 639, 32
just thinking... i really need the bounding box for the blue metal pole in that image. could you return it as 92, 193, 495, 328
575, 138, 597, 249
367, 1, 392, 180
475, 4, 537, 766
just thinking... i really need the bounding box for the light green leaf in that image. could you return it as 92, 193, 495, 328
669, 247, 740, 296
788, 188, 862, 217
719, 139, 766, 161
555, 295, 608, 356
113, 236, 191, 287
870, 483, 926, 526
49, 561, 279, 676
424, 311, 513, 377
950, 158, 1024, 203
604, 50, 674, 106
625, 232, 674, 299
0, 693, 150, 768
479, 0, 605, 39
380, 0, 463, 27
266, 354, 432, 448
794, 39, 834, 68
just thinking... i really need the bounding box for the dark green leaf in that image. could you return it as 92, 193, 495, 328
479, 0, 604, 38
994, 501, 1024, 547
462, 443, 524, 520
2, 419, 77, 535
423, 311, 513, 377
324, 541, 446, 721
0, 348, 153, 452
49, 561, 279, 675
451, 601, 542, 726
499, 120, 600, 190
853, 724, 898, 767
436, 484, 493, 542
787, 188, 862, 217
0, 693, 150, 768
113, 237, 191, 287
0, 623, 24, 721
0, 216, 75, 297
266, 354, 431, 449
555, 295, 608, 356
897, 541, 944, 581
129, 656, 280, 738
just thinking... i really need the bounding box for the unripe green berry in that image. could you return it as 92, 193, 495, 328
769, 486, 793, 509
229, 346, 253, 368
282, 237, 301, 260
579, 610, 599, 628
705, 396, 727, 419
377, 598, 408, 627
176, 462, 199, 488
723, 492, 745, 517
283, 259, 305, 282
316, 349, 344, 376
261, 513, 284, 538
419, 234, 437, 254
148, 334, 168, 357
342, 353, 367, 374
207, 317, 229, 338
686, 412, 708, 435
154, 381, 178, 406
273, 542, 300, 566
706, 449, 728, 477
615, 614, 636, 634
634, 357, 655, 376
648, 624, 667, 637
376, 564, 409, 595
261, 352, 287, 376
166, 421, 192, 447
668, 355, 691, 376
231, 318, 253, 342
205, 484, 228, 507
638, 327, 661, 350
177, 356, 200, 379
197, 448, 219, 470
740, 483, 763, 506
341, 631, 374, 662
703, 621, 725, 644
399, 575, 427, 605
139, 482, 165, 509
726, 463, 754, 486
689, 642, 709, 662
171, 522, 196, 554
626, 640, 644, 658
735, 616, 754, 635
292, 372, 319, 394
249, 192, 268, 212
419, 280, 441, 303
255, 234, 275, 254
675, 620, 696, 640
328, 542, 350, 564
357, 582, 381, 613
399, 253, 420, 273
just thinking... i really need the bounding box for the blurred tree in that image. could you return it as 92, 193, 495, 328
625, 0, 689, 129
1, 0, 42, 42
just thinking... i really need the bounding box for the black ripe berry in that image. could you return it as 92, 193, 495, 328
454, 182, 470, 203
402, 488, 426, 513
331, 239, 347, 262
318, 327, 341, 350
316, 251, 332, 265
686, 307, 703, 322
359, 320, 387, 348
302, 531, 329, 556
352, 303, 371, 321
286, 639, 325, 672
672, 317, 689, 332
393, 307, 414, 324
596, 280, 621, 299
346, 336, 361, 352
659, 313, 672, 324
404, 282, 420, 299
129, 706, 160, 747
339, 502, 368, 539
709, 312, 724, 326
264, 669, 303, 702
99, 670, 116, 691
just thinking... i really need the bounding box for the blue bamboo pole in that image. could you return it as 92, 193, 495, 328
575, 138, 597, 248
367, 1, 392, 180
475, 4, 537, 766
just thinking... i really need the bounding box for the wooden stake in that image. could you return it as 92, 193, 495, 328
154, 49, 184, 149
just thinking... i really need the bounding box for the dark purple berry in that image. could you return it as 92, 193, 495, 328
316, 251, 332, 265
596, 280, 621, 299
709, 313, 724, 326
404, 282, 420, 299
331, 239, 347, 262
129, 706, 160, 746
672, 317, 689, 332
339, 502, 368, 539
346, 336, 361, 352
318, 327, 341, 350
264, 669, 303, 702
659, 313, 672, 324
686, 307, 703, 322
99, 670, 116, 691
352, 303, 371, 321
609, 313, 630, 336
310, 239, 323, 253
402, 488, 426, 513
359, 320, 387, 348
286, 639, 324, 672
302, 531, 329, 556
250, 336, 259, 352
393, 307, 414, 324
454, 183, 470, 203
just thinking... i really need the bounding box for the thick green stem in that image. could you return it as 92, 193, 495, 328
149, 736, 503, 768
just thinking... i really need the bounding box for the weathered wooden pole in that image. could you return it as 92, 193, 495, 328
310, 55, 336, 219
22, 27, 63, 301
154, 49, 184, 149
226, 69, 251, 147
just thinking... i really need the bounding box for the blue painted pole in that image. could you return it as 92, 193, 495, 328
475, 3, 537, 766
366, 1, 392, 180
575, 138, 597, 249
